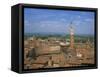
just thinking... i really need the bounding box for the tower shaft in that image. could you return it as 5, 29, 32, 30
70, 26, 74, 49
70, 32, 74, 49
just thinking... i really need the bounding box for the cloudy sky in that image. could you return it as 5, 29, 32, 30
24, 8, 95, 35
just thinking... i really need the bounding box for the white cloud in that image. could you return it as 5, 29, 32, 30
24, 20, 31, 26
85, 18, 93, 22
78, 15, 81, 19
60, 18, 67, 22
74, 21, 81, 26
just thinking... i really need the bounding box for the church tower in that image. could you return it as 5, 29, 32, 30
69, 22, 74, 49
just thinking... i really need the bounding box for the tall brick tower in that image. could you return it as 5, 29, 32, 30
69, 23, 74, 49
